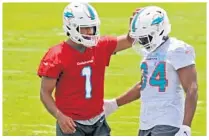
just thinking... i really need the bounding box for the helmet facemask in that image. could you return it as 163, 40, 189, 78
130, 6, 171, 54
132, 29, 166, 53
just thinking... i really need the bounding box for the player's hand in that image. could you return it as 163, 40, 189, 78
129, 8, 142, 28
103, 99, 118, 117
175, 125, 191, 136
56, 110, 77, 134
128, 8, 142, 41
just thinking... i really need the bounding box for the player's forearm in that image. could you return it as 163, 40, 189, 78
116, 82, 141, 107
114, 34, 133, 53
183, 82, 198, 127
40, 92, 60, 119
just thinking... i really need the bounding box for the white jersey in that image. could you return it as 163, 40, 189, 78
139, 37, 196, 130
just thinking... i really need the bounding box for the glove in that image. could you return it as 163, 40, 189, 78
175, 125, 191, 136
103, 99, 118, 117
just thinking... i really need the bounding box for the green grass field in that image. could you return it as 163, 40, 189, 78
3, 2, 206, 136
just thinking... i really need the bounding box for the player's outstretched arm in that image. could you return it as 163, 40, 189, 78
113, 34, 133, 53
40, 76, 76, 134
104, 82, 141, 117
176, 64, 198, 136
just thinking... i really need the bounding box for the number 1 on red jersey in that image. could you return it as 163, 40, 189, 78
81, 66, 92, 99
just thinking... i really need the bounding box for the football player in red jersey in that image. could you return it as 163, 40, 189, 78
37, 2, 135, 136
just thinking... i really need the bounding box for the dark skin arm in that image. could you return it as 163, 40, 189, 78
116, 82, 141, 107
40, 76, 58, 118
114, 34, 133, 53
40, 76, 76, 134
177, 64, 198, 127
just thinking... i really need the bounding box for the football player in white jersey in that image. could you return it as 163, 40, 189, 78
104, 6, 198, 136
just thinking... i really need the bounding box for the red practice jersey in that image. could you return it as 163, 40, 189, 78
37, 36, 117, 120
